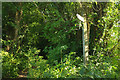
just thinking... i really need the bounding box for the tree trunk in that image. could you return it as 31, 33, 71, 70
14, 3, 23, 53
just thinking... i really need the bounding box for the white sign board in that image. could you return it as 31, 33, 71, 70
76, 14, 84, 22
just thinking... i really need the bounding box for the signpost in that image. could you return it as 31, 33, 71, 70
76, 14, 89, 65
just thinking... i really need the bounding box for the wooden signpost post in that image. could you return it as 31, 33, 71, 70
76, 14, 89, 65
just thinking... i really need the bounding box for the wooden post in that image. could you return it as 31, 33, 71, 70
76, 14, 89, 65
83, 15, 89, 65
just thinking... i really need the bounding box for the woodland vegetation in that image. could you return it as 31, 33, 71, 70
1, 2, 120, 79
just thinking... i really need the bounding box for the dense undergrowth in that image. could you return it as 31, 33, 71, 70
2, 48, 119, 78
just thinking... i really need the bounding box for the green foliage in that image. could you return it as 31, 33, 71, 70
2, 48, 47, 78
44, 45, 68, 65
87, 55, 118, 78
2, 51, 19, 78
27, 52, 118, 78
2, 2, 119, 79
43, 52, 79, 78
25, 48, 48, 78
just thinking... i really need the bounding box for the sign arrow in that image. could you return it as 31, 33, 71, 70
76, 14, 84, 22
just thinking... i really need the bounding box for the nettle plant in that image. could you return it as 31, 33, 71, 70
24, 48, 48, 78
2, 51, 19, 78
43, 52, 81, 78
